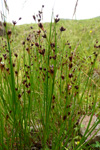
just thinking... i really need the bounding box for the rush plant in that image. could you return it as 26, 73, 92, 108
0, 4, 100, 150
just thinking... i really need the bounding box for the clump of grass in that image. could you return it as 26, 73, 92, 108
0, 5, 100, 150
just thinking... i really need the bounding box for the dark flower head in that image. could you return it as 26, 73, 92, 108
38, 23, 44, 31
26, 47, 29, 53
55, 18, 60, 23
38, 49, 45, 56
35, 43, 39, 47
53, 55, 56, 60
7, 30, 12, 38
42, 34, 47, 38
69, 56, 73, 62
14, 53, 18, 57
69, 63, 73, 69
27, 89, 31, 94
74, 85, 79, 89
22, 41, 25, 45
15, 88, 18, 91
18, 94, 21, 99
56, 14, 59, 17
37, 30, 41, 34
39, 67, 42, 70
69, 73, 73, 78
0, 57, 2, 62
30, 26, 33, 29
52, 95, 55, 100
31, 43, 34, 46
38, 19, 41, 22
44, 68, 46, 71
26, 37, 30, 41
61, 75, 65, 80
63, 115, 67, 121
13, 63, 15, 67
60, 26, 66, 32
50, 43, 55, 48
38, 10, 43, 15
68, 112, 70, 115
15, 71, 18, 76
0, 63, 5, 71
19, 17, 22, 20
12, 20, 17, 26
3, 22, 6, 27
33, 15, 36, 21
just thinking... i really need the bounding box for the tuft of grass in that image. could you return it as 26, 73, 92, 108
0, 8, 100, 150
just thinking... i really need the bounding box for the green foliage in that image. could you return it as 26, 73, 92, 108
92, 141, 100, 148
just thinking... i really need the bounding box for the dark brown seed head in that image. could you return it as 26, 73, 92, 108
26, 48, 29, 53
18, 94, 21, 99
55, 18, 60, 23
13, 63, 15, 67
0, 57, 2, 62
60, 26, 66, 32
38, 19, 41, 22
74, 85, 79, 89
6, 68, 9, 73
39, 67, 42, 70
61, 75, 65, 80
69, 56, 72, 62
19, 17, 22, 20
49, 56, 52, 59
66, 104, 71, 108
33, 15, 36, 21
6, 114, 9, 120
25, 71, 28, 75
78, 112, 81, 115
38, 10, 42, 14
53, 55, 56, 60
39, 49, 45, 56
27, 37, 30, 41
14, 53, 18, 57
52, 95, 55, 100
0, 63, 5, 71
15, 88, 18, 91
35, 43, 39, 47
31, 43, 34, 46
7, 30, 12, 38
30, 26, 33, 29
22, 41, 25, 45
37, 30, 41, 34
50, 43, 55, 48
69, 73, 73, 78
27, 75, 30, 79
15, 71, 18, 76
44, 68, 46, 71
42, 34, 47, 38
63, 115, 67, 121
38, 23, 44, 31
96, 40, 98, 43
27, 89, 31, 94
3, 22, 6, 27
52, 105, 54, 109
25, 84, 29, 88
68, 112, 70, 115
27, 66, 30, 69
12, 20, 17, 26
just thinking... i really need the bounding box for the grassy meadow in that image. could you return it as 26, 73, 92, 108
0, 13, 100, 150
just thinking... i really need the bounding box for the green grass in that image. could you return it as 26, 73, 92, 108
0, 16, 100, 150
